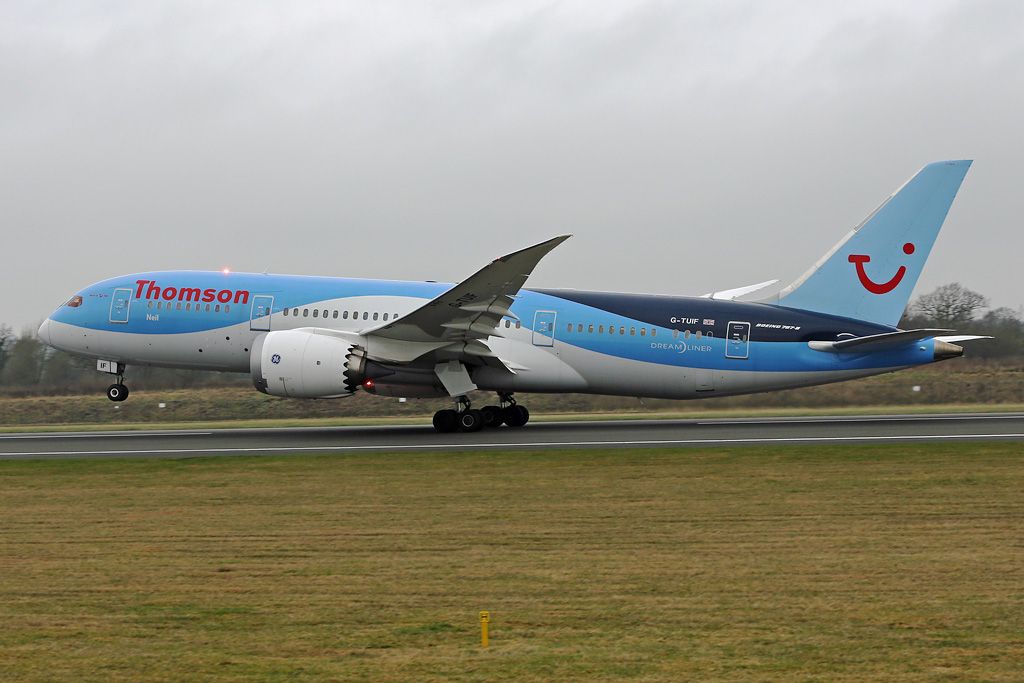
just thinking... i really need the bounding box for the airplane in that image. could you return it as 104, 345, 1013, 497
39, 160, 988, 433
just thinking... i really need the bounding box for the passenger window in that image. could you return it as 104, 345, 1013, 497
373, 312, 379, 321
630, 327, 635, 336
176, 302, 182, 310
363, 312, 369, 320
696, 330, 702, 339
588, 324, 594, 333
343, 311, 349, 319
706, 331, 713, 338
283, 308, 289, 316
313, 309, 319, 318
650, 328, 656, 337
225, 305, 230, 313
185, 303, 191, 311
619, 326, 625, 335
567, 323, 573, 333
515, 321, 521, 329
205, 304, 211, 312
504, 320, 511, 328
303, 309, 309, 317
383, 313, 388, 321
577, 324, 583, 333
672, 329, 679, 339
148, 301, 153, 309
640, 328, 646, 336
599, 325, 604, 333
215, 304, 221, 313
156, 301, 162, 310
684, 330, 691, 339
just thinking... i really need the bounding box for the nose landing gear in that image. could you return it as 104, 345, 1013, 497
106, 382, 129, 402
105, 370, 129, 402
431, 393, 529, 433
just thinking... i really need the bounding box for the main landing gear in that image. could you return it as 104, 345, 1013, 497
432, 393, 530, 433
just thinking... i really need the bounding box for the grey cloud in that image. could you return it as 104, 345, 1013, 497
1, 0, 1021, 331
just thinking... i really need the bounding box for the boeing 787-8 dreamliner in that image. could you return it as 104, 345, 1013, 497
39, 160, 986, 432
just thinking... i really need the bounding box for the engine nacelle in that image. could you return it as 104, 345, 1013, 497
250, 330, 367, 398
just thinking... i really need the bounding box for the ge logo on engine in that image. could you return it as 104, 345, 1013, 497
271, 354, 281, 364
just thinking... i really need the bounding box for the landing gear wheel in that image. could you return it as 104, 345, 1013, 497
106, 383, 129, 402
432, 409, 459, 433
503, 405, 529, 427
458, 409, 484, 433
481, 405, 504, 428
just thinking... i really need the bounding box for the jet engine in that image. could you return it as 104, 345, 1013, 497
250, 330, 368, 398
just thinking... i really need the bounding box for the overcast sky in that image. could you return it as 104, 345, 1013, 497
2, 0, 1022, 331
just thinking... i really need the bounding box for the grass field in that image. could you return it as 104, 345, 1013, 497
1, 443, 1022, 681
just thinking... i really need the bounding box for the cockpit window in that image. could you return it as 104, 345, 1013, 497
66, 295, 83, 308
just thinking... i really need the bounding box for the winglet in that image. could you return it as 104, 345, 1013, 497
493, 234, 572, 265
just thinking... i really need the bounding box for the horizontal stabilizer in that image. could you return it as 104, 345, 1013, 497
934, 335, 992, 344
702, 279, 779, 300
808, 328, 951, 353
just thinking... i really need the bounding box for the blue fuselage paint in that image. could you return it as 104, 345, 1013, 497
42, 270, 939, 399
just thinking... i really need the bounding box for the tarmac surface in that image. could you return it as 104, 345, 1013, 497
1, 412, 1023, 460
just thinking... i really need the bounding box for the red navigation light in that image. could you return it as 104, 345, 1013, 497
362, 378, 375, 389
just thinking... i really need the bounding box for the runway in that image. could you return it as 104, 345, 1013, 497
1, 412, 1023, 460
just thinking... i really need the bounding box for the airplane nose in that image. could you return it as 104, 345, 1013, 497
38, 318, 52, 346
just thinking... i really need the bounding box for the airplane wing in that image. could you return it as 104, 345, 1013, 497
370, 235, 571, 345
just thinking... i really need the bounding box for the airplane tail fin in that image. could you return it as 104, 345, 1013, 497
773, 160, 972, 327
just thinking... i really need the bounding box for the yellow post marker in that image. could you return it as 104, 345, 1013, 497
479, 610, 490, 648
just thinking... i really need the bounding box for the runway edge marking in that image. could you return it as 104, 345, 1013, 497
3, 432, 1024, 458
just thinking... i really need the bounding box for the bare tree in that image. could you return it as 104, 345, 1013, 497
0, 324, 12, 377
911, 283, 988, 328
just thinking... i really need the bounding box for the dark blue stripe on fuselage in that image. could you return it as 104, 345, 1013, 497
532, 289, 893, 341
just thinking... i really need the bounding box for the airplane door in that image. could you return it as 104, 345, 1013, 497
109, 288, 132, 324
532, 310, 557, 347
726, 321, 751, 359
250, 295, 274, 331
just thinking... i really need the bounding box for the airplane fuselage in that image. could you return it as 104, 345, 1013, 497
40, 270, 942, 401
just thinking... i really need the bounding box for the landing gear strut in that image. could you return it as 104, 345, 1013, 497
498, 393, 530, 428
431, 393, 529, 433
106, 371, 129, 402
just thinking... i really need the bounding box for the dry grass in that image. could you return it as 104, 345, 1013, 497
0, 443, 1022, 681
1, 358, 1022, 429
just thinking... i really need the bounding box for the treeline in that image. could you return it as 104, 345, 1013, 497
0, 327, 246, 397
898, 283, 1024, 358
1, 283, 1021, 396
